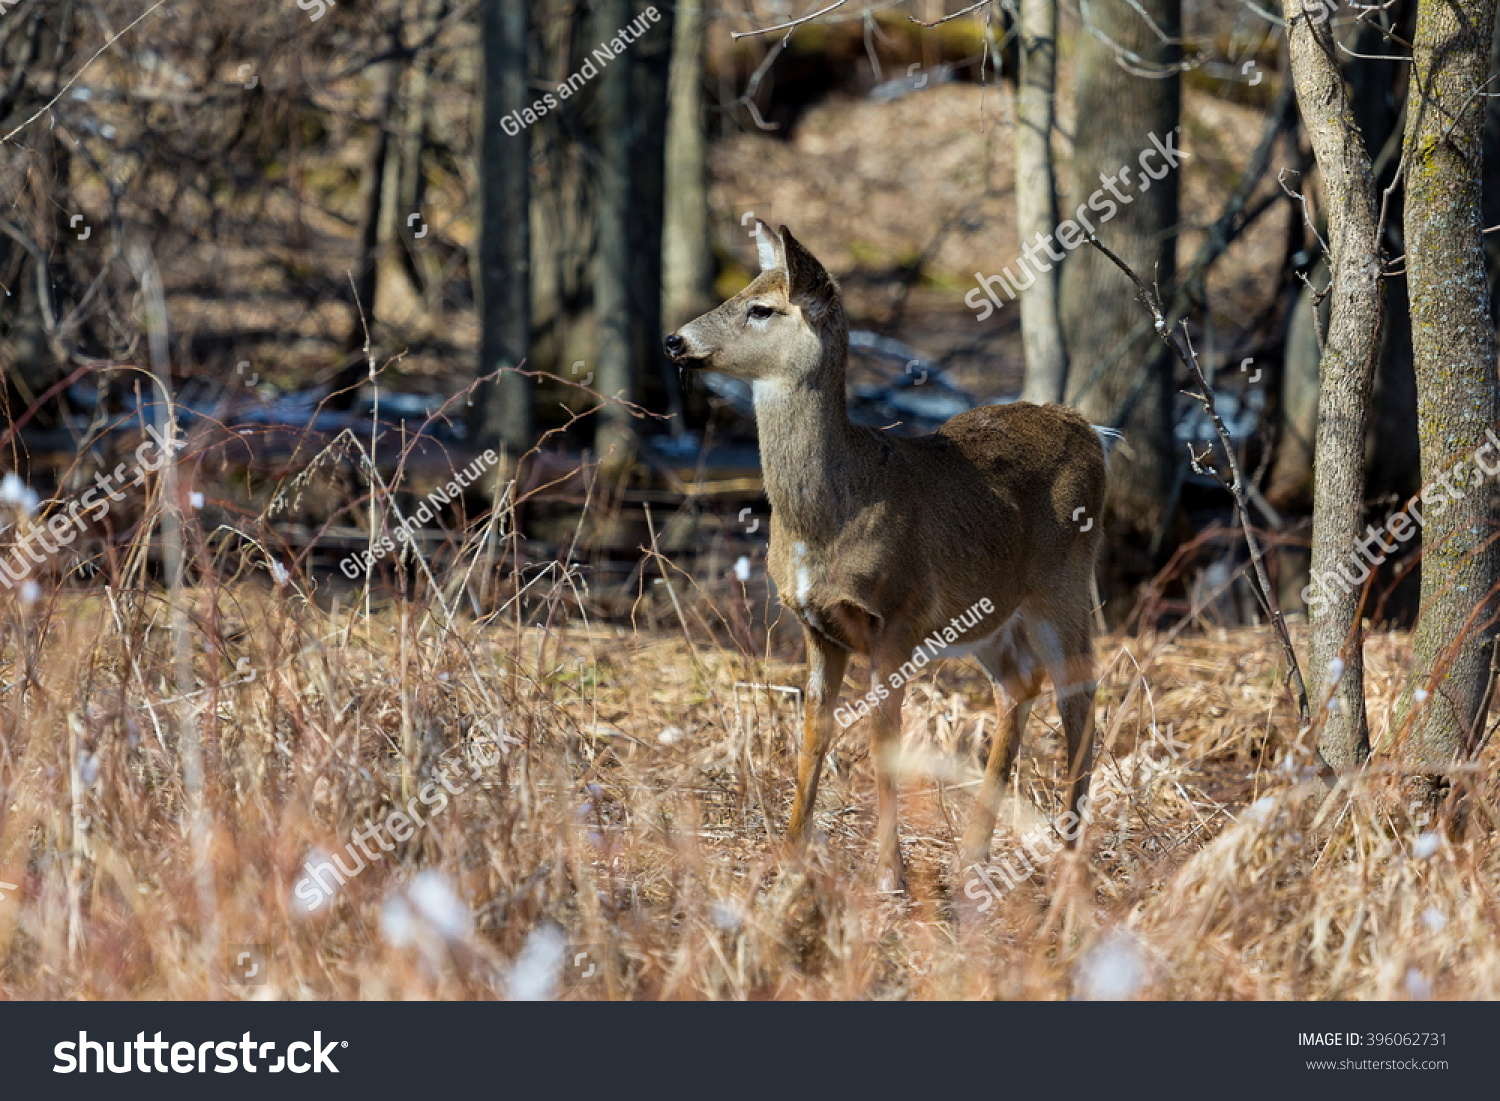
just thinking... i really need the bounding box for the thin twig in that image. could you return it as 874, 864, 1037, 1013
910, 0, 994, 27
1085, 233, 1317, 744
732, 0, 849, 39
2, 0, 170, 144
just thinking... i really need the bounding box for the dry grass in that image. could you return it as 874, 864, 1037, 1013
1, 442, 1497, 1002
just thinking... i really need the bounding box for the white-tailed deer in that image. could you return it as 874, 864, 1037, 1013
664, 223, 1107, 892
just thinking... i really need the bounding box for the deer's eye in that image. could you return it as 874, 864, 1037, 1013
748, 304, 775, 321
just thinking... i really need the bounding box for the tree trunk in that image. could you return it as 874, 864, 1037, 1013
348, 26, 400, 364
1015, 0, 1067, 404
475, 0, 535, 461
662, 0, 712, 331
1392, 0, 1500, 798
594, 0, 638, 470
1060, 0, 1180, 547
530, 0, 595, 381
1284, 0, 1384, 770
377, 0, 449, 323
629, 0, 679, 430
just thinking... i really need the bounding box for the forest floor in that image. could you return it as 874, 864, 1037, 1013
1, 551, 1494, 999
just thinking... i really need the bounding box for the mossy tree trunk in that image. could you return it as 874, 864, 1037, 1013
1392, 0, 1500, 803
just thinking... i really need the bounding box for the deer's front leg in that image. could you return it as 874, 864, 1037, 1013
787, 630, 849, 845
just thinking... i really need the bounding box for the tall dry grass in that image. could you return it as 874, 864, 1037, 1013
0, 422, 1496, 1001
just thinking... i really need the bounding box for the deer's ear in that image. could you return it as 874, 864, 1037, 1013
779, 226, 838, 323
753, 220, 786, 274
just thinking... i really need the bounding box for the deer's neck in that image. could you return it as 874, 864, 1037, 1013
752, 348, 859, 541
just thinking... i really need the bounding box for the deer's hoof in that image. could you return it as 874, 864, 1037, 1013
876, 866, 908, 895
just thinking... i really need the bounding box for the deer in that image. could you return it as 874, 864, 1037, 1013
663, 222, 1108, 894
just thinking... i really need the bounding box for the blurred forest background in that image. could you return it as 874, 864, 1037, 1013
0, 0, 1437, 608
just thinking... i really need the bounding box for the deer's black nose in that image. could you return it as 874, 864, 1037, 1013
663, 332, 686, 358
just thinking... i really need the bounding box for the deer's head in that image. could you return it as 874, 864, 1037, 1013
663, 222, 845, 387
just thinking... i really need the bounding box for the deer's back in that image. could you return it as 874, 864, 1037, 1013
936, 401, 1105, 504
921, 400, 1107, 573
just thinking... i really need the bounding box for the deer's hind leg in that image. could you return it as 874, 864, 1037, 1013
869, 660, 909, 893
1036, 611, 1098, 847
960, 628, 1046, 869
